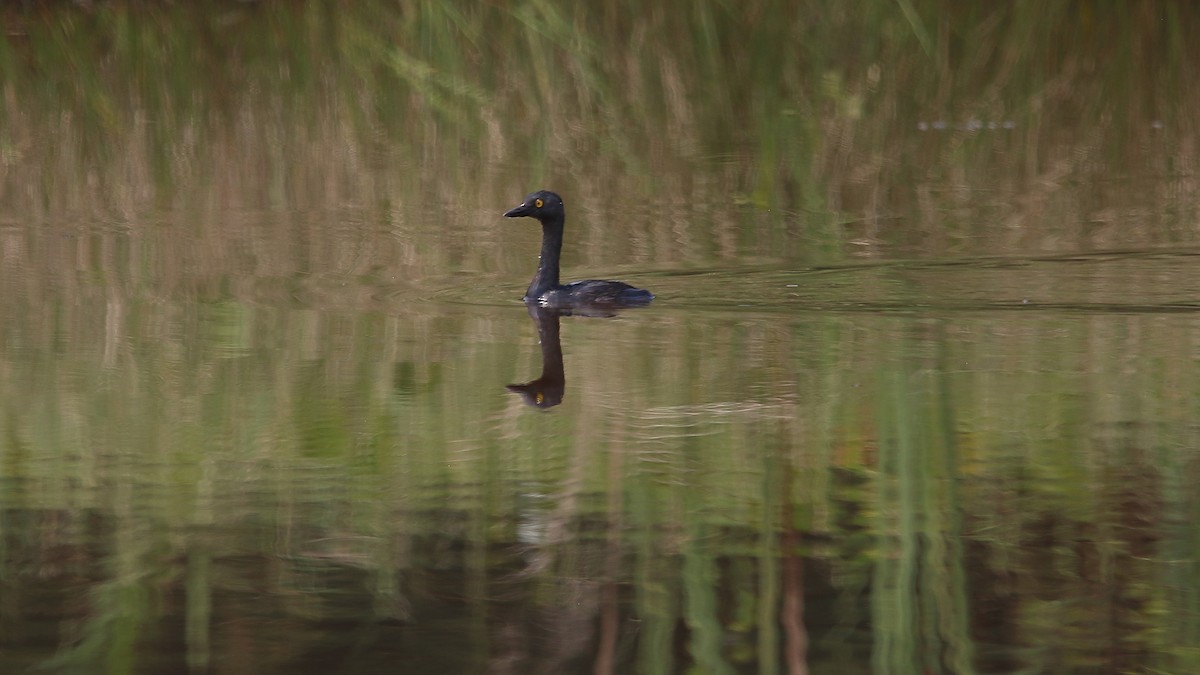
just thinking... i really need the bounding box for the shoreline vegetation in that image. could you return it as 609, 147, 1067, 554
0, 2, 1195, 233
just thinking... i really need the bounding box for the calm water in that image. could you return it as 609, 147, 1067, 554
2, 2, 1200, 673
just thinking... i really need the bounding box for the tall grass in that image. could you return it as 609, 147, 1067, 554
1, 1, 1196, 218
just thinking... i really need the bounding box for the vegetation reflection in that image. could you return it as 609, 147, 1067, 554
0, 1, 1198, 674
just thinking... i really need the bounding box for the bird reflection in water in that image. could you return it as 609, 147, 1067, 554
507, 306, 566, 409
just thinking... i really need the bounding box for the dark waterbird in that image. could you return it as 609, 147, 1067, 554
503, 190, 654, 309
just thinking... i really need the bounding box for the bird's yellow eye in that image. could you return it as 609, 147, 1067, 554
535, 392, 544, 404
534, 198, 544, 208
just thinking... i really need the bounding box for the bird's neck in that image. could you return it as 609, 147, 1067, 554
527, 216, 564, 300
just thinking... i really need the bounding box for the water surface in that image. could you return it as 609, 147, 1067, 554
2, 2, 1199, 673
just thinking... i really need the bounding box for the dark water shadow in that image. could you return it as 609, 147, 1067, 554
507, 304, 645, 409
506, 306, 567, 409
